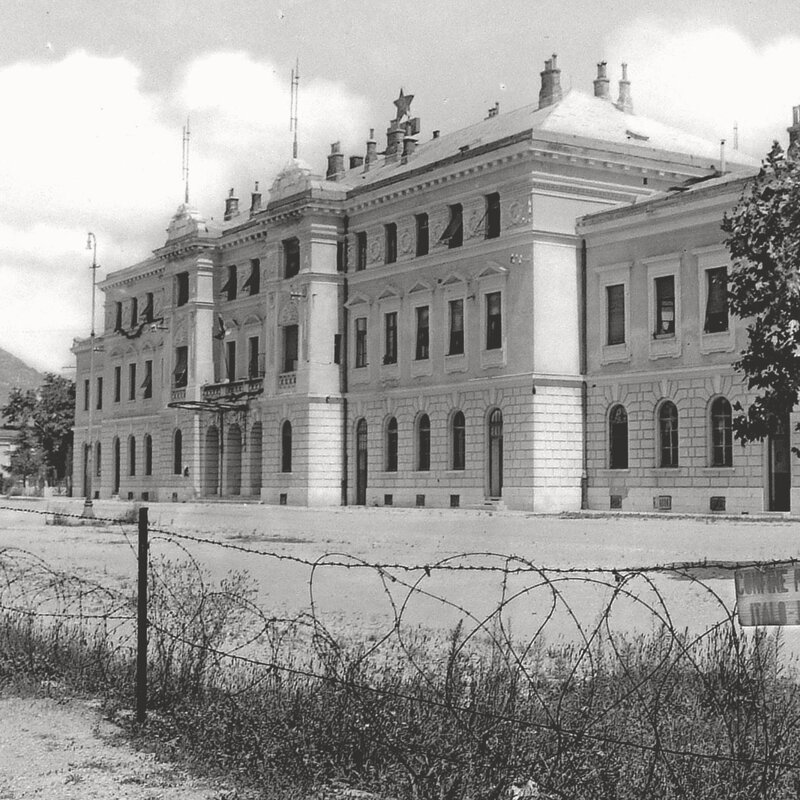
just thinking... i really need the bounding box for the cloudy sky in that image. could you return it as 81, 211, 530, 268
4, 0, 800, 374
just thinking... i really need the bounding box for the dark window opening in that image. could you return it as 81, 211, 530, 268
221, 265, 237, 301
248, 336, 261, 378
415, 213, 429, 256
129, 298, 138, 329
336, 241, 345, 273
283, 325, 298, 373
417, 414, 431, 471
355, 317, 368, 368
174, 346, 188, 388
385, 223, 397, 264
415, 306, 429, 360
609, 404, 628, 469
486, 292, 502, 350
386, 417, 398, 472
242, 259, 260, 295
128, 363, 136, 401
96, 376, 103, 410
176, 272, 189, 307
711, 397, 733, 467
284, 237, 300, 278
281, 421, 292, 472
356, 232, 367, 271
607, 284, 625, 345
142, 292, 154, 323
334, 334, 341, 365
441, 204, 463, 249
83, 379, 89, 411
655, 275, 675, 337
114, 366, 121, 402
144, 434, 152, 476
142, 360, 152, 399
485, 192, 501, 239
704, 267, 728, 333
449, 299, 464, 355
659, 401, 679, 468
129, 436, 136, 476
452, 410, 465, 470
114, 301, 123, 331
384, 312, 397, 364
226, 340, 236, 382
173, 429, 182, 475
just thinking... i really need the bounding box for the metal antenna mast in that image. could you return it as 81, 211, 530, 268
182, 118, 191, 204
290, 59, 299, 159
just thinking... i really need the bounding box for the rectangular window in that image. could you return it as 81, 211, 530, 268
96, 377, 103, 410
84, 379, 89, 411
485, 192, 501, 239
655, 275, 675, 336
242, 259, 260, 295
336, 240, 345, 273
174, 346, 188, 388
606, 284, 625, 345
448, 299, 464, 355
415, 213, 429, 257
704, 267, 728, 333
248, 336, 261, 378
114, 366, 121, 402
356, 232, 367, 271
283, 325, 298, 372
142, 292, 154, 323
384, 312, 397, 364
486, 292, 502, 350
441, 204, 463, 249
128, 363, 136, 401
415, 306, 430, 360
130, 297, 138, 329
114, 301, 123, 331
222, 265, 237, 301
355, 317, 368, 368
284, 237, 300, 278
142, 360, 153, 399
385, 223, 397, 264
333, 333, 341, 365
176, 272, 189, 307
226, 341, 236, 381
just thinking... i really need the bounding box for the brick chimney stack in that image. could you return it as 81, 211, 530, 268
538, 54, 562, 109
385, 123, 404, 162
364, 129, 377, 171
615, 63, 633, 114
593, 61, 611, 100
788, 106, 800, 158
224, 188, 239, 221
326, 142, 345, 180
249, 181, 262, 216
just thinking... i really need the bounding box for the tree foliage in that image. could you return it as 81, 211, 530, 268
722, 142, 800, 445
2, 373, 75, 482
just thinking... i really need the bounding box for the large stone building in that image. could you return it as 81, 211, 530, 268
72, 57, 759, 511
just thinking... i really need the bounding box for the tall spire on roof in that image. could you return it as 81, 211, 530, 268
181, 117, 190, 204
290, 58, 300, 160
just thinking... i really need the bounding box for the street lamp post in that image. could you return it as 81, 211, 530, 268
82, 232, 98, 518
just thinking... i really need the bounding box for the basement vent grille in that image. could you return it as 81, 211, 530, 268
384, 494, 393, 506
710, 496, 726, 512
610, 495, 622, 510
654, 495, 672, 511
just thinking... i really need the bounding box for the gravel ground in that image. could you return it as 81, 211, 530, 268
0, 693, 230, 800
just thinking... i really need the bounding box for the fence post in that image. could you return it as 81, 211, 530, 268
136, 505, 148, 723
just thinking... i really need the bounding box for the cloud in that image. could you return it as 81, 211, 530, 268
605, 20, 800, 157
0, 50, 370, 373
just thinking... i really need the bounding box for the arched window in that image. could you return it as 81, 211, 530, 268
710, 397, 733, 467
129, 435, 136, 476
144, 434, 153, 476
386, 417, 398, 472
173, 429, 183, 475
417, 414, 430, 471
658, 402, 679, 468
452, 411, 466, 470
609, 405, 628, 470
281, 420, 292, 473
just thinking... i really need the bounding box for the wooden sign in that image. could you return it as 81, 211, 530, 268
735, 563, 800, 626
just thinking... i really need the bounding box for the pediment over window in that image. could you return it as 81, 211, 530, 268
378, 285, 402, 301
344, 292, 371, 310
475, 262, 509, 280
440, 271, 467, 286
408, 280, 433, 294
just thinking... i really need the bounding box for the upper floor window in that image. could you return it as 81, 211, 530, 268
142, 360, 153, 399
142, 292, 154, 324
485, 192, 501, 239
83, 379, 89, 411
283, 324, 298, 373
385, 223, 397, 265
243, 259, 260, 295
222, 265, 237, 301
114, 366, 121, 402
114, 301, 123, 331
486, 292, 502, 350
176, 272, 189, 307
415, 213, 429, 257
384, 312, 397, 365
441, 203, 463, 249
704, 267, 728, 333
415, 306, 430, 360
355, 317, 368, 368
226, 340, 237, 382
174, 346, 188, 388
710, 397, 733, 467
128, 363, 137, 401
248, 336, 261, 378
96, 377, 103, 410
356, 232, 367, 271
448, 299, 464, 355
609, 404, 628, 469
284, 237, 300, 279
606, 284, 625, 345
130, 297, 138, 329
655, 275, 675, 337
658, 401, 679, 468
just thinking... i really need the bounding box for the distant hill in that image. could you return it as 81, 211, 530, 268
0, 348, 45, 412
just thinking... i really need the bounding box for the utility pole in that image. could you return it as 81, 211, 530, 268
82, 232, 99, 518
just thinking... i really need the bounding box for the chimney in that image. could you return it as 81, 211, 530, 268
224, 188, 239, 221
350, 155, 364, 169
364, 129, 378, 171
402, 135, 417, 161
249, 181, 262, 216
615, 63, 633, 114
593, 61, 611, 100
385, 123, 404, 161
485, 101, 500, 120
788, 106, 800, 158
538, 53, 563, 109
432, 130, 440, 139
326, 141, 345, 180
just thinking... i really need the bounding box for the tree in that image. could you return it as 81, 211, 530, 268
2, 373, 75, 484
722, 142, 800, 446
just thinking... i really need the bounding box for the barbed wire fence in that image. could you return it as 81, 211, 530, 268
1, 502, 800, 798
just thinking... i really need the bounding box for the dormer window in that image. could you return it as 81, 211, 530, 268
284, 237, 300, 278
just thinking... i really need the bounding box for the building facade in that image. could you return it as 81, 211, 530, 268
73, 57, 761, 511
